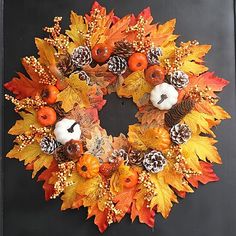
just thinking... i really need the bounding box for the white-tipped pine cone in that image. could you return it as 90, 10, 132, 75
40, 136, 61, 154
147, 47, 162, 65
71, 46, 92, 68
169, 70, 189, 89
108, 56, 127, 75
170, 123, 191, 144
109, 149, 129, 165
143, 150, 166, 173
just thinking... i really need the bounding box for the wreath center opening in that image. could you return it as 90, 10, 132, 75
99, 93, 138, 137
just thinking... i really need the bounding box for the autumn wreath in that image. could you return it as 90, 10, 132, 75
5, 1, 230, 233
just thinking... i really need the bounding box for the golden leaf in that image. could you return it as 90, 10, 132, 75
61, 171, 84, 210
56, 74, 91, 112
181, 134, 222, 165
32, 153, 54, 178
35, 38, 56, 66
7, 142, 42, 165
66, 11, 87, 46
117, 71, 152, 106
127, 124, 146, 151
149, 175, 178, 218
8, 110, 41, 135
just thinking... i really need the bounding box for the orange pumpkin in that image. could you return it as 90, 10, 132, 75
121, 169, 138, 188
77, 154, 99, 178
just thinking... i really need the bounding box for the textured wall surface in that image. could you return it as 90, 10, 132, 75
3, 0, 236, 235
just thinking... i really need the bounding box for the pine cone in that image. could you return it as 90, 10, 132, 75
109, 149, 129, 165
113, 41, 135, 58
71, 46, 92, 68
50, 102, 67, 120
169, 70, 189, 89
165, 99, 195, 127
143, 150, 166, 173
53, 145, 71, 163
170, 123, 191, 144
77, 70, 91, 84
128, 150, 144, 167
56, 53, 76, 77
147, 47, 162, 65
108, 56, 127, 75
40, 136, 61, 154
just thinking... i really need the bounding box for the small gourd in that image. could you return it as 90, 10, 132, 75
77, 154, 100, 178
150, 82, 178, 110
54, 118, 81, 144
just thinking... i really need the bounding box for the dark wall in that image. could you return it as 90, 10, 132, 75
3, 0, 236, 236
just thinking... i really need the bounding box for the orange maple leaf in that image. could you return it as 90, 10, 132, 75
187, 161, 219, 188
37, 160, 58, 200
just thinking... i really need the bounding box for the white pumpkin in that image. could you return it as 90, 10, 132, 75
150, 83, 178, 110
54, 118, 81, 144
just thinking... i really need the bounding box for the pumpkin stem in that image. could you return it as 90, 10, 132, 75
67, 122, 78, 133
157, 94, 168, 104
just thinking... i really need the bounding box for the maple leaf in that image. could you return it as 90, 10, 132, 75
117, 71, 152, 106
61, 171, 84, 210
103, 15, 131, 46
181, 134, 222, 173
112, 134, 130, 151
32, 153, 54, 178
113, 187, 136, 222
187, 161, 219, 188
56, 74, 91, 112
149, 175, 178, 218
128, 124, 170, 152
136, 105, 166, 127
85, 126, 113, 162
35, 38, 56, 66
150, 19, 177, 46
66, 11, 87, 46
131, 201, 155, 228
8, 109, 41, 135
87, 204, 108, 233
38, 160, 58, 200
7, 142, 42, 165
179, 42, 211, 75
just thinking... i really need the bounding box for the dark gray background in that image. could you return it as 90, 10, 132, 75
3, 0, 236, 235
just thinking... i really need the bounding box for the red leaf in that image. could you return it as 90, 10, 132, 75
87, 205, 108, 233
187, 161, 220, 188
37, 160, 58, 200
131, 201, 155, 228
138, 7, 153, 22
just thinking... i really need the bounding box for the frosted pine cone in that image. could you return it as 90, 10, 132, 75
109, 149, 129, 165
40, 137, 61, 154
108, 56, 127, 75
143, 150, 166, 173
147, 47, 162, 65
169, 70, 189, 89
170, 123, 191, 144
71, 46, 92, 68
128, 150, 144, 167
77, 70, 91, 84
113, 41, 135, 58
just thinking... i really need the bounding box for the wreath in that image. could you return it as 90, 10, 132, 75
4, 1, 230, 233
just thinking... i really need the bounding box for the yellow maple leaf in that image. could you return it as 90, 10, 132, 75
182, 110, 217, 136
35, 38, 56, 66
56, 74, 91, 112
7, 142, 42, 165
32, 153, 53, 178
61, 171, 84, 210
66, 11, 87, 46
181, 134, 222, 170
8, 109, 41, 135
179, 42, 211, 75
149, 175, 178, 218
117, 71, 152, 106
